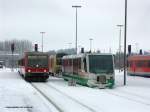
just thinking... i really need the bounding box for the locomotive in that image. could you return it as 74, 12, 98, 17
128, 55, 150, 77
62, 53, 115, 88
18, 52, 49, 81
49, 53, 67, 76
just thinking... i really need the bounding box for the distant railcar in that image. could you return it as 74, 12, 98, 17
128, 55, 150, 77
62, 53, 115, 88
49, 53, 67, 76
18, 52, 49, 81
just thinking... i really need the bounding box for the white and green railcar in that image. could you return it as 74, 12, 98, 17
62, 53, 115, 88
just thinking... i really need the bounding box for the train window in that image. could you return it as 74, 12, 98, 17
83, 58, 87, 72
69, 59, 72, 66
78, 58, 81, 69
56, 58, 62, 65
143, 61, 147, 67
148, 61, 150, 67
136, 61, 147, 67
73, 58, 81, 69
73, 59, 78, 67
63, 60, 66, 66
136, 61, 142, 67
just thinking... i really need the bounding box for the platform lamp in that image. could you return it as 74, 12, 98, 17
72, 5, 82, 54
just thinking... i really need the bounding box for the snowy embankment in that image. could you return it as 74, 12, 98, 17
33, 70, 150, 112
0, 68, 58, 112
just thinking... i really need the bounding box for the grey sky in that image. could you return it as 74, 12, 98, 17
0, 0, 150, 53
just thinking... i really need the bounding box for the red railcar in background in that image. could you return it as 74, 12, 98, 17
128, 55, 150, 77
18, 52, 49, 81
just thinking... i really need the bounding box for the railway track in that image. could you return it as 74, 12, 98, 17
104, 89, 150, 106
31, 83, 104, 112
30, 83, 64, 112
18, 72, 62, 112
114, 88, 150, 101
45, 83, 103, 112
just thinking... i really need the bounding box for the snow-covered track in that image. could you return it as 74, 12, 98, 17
104, 89, 150, 106
31, 83, 99, 112
115, 88, 150, 101
45, 83, 97, 112
30, 83, 64, 112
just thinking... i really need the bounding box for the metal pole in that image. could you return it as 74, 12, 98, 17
89, 38, 93, 52
72, 5, 81, 54
117, 25, 123, 72
119, 28, 121, 72
76, 8, 77, 54
40, 32, 45, 52
12, 51, 14, 71
124, 0, 127, 85
42, 33, 43, 52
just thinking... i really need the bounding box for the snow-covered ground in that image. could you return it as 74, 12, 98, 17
0, 68, 150, 112
0, 68, 59, 112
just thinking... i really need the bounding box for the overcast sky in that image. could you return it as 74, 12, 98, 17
0, 0, 150, 53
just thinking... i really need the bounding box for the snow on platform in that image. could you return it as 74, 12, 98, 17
0, 68, 58, 112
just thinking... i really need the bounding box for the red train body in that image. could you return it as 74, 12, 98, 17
128, 55, 150, 77
18, 52, 49, 81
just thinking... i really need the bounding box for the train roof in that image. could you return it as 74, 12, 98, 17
62, 53, 113, 59
128, 55, 150, 61
25, 52, 48, 56
49, 52, 67, 58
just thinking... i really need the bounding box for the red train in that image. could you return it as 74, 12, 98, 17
18, 52, 49, 81
128, 55, 150, 77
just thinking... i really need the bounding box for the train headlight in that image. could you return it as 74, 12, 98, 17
44, 69, 47, 72
28, 69, 31, 72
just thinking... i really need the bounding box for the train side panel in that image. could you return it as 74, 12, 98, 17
128, 55, 150, 77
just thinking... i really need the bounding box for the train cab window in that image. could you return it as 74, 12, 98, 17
27, 55, 48, 67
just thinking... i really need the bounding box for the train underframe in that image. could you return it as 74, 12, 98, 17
128, 72, 150, 78
62, 73, 114, 89
22, 72, 49, 82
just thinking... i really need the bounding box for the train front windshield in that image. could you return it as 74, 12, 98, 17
89, 55, 113, 74
27, 55, 48, 67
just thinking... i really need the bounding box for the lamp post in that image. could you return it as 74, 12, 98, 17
40, 32, 45, 52
72, 5, 82, 54
117, 25, 123, 72
89, 38, 93, 53
124, 0, 127, 85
